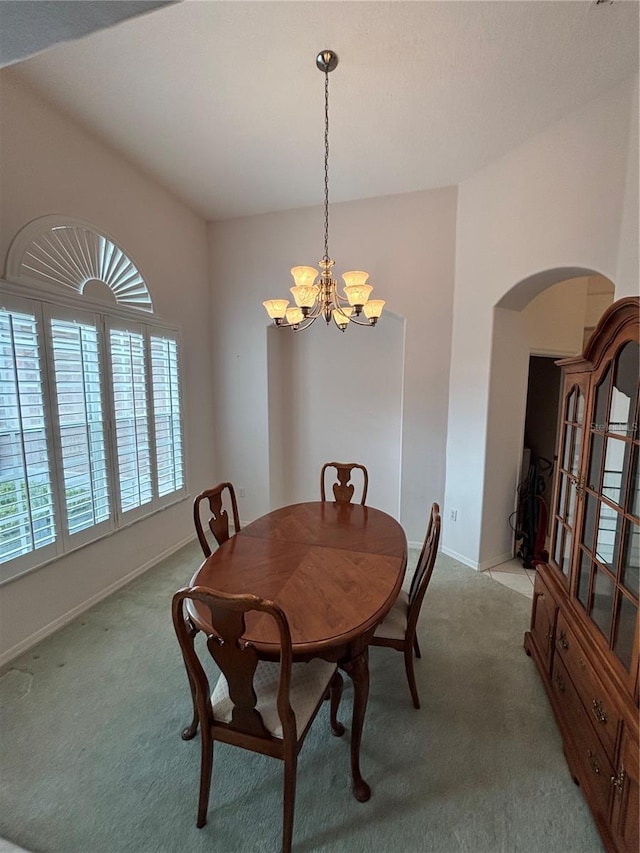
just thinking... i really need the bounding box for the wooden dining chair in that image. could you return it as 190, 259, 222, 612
320, 462, 369, 505
370, 502, 441, 709
193, 482, 241, 557
172, 586, 344, 853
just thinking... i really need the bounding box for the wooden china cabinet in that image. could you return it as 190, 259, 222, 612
524, 296, 639, 853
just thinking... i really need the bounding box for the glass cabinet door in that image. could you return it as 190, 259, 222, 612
575, 340, 639, 678
550, 378, 588, 580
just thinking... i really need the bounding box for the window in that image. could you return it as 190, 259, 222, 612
0, 301, 56, 570
0, 217, 185, 583
151, 335, 184, 498
49, 312, 111, 540
109, 324, 153, 516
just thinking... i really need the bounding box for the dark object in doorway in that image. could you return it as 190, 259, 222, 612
510, 457, 552, 569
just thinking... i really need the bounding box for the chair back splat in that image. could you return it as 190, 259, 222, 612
173, 587, 294, 741
320, 462, 369, 505
193, 482, 241, 557
171, 586, 343, 852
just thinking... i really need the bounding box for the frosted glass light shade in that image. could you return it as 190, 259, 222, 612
263, 299, 289, 320
363, 299, 385, 320
341, 270, 369, 288
290, 284, 320, 308
344, 283, 373, 307
286, 306, 304, 326
290, 266, 319, 287
332, 306, 353, 329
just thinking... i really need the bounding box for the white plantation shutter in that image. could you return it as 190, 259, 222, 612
0, 299, 57, 573
49, 313, 111, 540
1, 253, 186, 583
150, 334, 184, 499
109, 324, 153, 515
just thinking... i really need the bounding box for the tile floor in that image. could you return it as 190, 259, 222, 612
484, 557, 536, 599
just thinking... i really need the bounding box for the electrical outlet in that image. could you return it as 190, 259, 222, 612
449, 509, 458, 522
238, 488, 246, 498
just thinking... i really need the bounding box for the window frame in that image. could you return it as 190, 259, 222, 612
43, 302, 115, 551
0, 277, 187, 585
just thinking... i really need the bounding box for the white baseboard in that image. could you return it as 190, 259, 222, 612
0, 534, 195, 668
441, 545, 480, 571
441, 547, 515, 573
407, 540, 423, 550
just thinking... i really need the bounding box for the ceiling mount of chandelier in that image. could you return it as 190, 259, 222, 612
263, 50, 385, 333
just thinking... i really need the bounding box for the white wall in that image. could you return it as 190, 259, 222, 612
0, 72, 214, 661
208, 188, 457, 544
445, 76, 638, 569
525, 277, 589, 357
271, 311, 405, 517
616, 76, 639, 298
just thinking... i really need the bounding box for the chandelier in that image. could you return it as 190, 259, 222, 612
263, 50, 385, 332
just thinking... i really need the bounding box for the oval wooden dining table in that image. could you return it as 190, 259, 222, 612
183, 500, 407, 802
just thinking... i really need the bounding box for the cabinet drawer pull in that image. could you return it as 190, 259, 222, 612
554, 673, 566, 693
587, 749, 601, 775
611, 767, 626, 796
591, 699, 607, 724
558, 630, 569, 650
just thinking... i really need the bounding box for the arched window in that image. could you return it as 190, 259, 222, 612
0, 217, 185, 582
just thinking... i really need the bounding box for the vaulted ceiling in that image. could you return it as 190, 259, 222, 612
3, 0, 639, 221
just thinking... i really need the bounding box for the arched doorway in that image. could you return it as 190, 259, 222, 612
479, 269, 615, 577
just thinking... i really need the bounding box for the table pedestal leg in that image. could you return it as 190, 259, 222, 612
341, 648, 371, 802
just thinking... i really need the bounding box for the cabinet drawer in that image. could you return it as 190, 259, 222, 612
555, 613, 621, 760
552, 656, 615, 821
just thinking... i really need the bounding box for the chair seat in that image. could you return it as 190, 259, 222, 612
211, 658, 336, 739
373, 590, 409, 641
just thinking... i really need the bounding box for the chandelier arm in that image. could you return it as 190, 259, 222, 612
344, 314, 373, 327
293, 314, 319, 332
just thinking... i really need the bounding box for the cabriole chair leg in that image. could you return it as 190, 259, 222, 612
197, 729, 213, 828
282, 752, 297, 853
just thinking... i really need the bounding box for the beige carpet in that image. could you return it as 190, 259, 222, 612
0, 543, 603, 852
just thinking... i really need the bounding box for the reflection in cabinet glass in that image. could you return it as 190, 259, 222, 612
610, 341, 638, 437
582, 492, 597, 553
631, 447, 639, 518
562, 531, 573, 576
588, 433, 604, 490
621, 520, 639, 597
591, 565, 615, 640
595, 502, 618, 568
614, 593, 638, 671
603, 436, 627, 505
593, 366, 611, 431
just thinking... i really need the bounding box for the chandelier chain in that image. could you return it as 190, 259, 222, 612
323, 69, 330, 263
262, 49, 385, 331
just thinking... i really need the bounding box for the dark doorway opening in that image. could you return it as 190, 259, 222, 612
523, 355, 563, 500
513, 355, 563, 567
